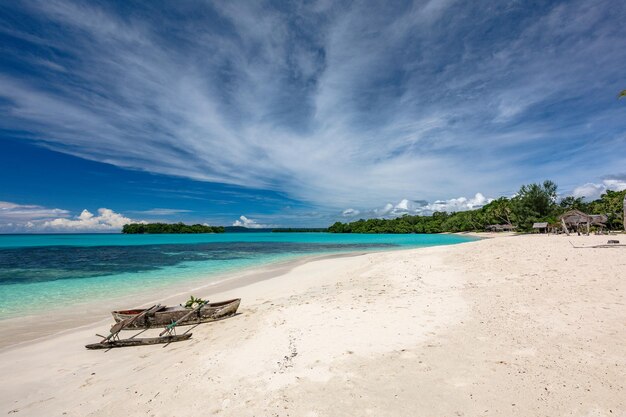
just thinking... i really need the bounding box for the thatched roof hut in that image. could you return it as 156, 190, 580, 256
558, 209, 607, 235
559, 210, 607, 226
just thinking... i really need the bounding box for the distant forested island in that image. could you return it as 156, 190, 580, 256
122, 222, 225, 234
122, 224, 329, 234
328, 181, 626, 234
271, 228, 328, 232
222, 227, 327, 233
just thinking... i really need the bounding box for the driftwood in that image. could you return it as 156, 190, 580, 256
85, 334, 191, 350
569, 241, 626, 249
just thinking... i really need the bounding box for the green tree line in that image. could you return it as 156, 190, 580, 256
328, 181, 626, 234
271, 228, 328, 232
122, 222, 225, 234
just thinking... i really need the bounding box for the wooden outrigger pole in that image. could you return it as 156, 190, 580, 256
159, 301, 208, 337
85, 304, 192, 350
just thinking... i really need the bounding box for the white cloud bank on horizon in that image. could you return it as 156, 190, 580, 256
418, 193, 492, 214
0, 0, 624, 211
0, 202, 139, 232
572, 177, 626, 201
43, 208, 134, 231
0, 201, 69, 222
1, 174, 623, 232
232, 215, 271, 229
361, 193, 493, 219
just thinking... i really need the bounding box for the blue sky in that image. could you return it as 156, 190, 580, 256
1, 0, 625, 231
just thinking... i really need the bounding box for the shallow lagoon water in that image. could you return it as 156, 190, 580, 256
0, 233, 476, 319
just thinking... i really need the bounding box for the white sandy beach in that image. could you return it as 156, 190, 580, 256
1, 234, 624, 417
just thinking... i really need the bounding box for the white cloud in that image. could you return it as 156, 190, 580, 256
42, 208, 135, 231
394, 199, 411, 211
342, 208, 360, 217
419, 193, 491, 214
0, 201, 139, 232
374, 203, 395, 216
0, 201, 69, 223
572, 177, 626, 200
232, 215, 270, 229
374, 199, 418, 217
366, 193, 493, 219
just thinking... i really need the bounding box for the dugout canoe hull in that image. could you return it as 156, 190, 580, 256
111, 298, 241, 329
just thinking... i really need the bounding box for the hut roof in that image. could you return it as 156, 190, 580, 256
589, 214, 608, 225
559, 209, 589, 219
559, 209, 591, 225
559, 209, 607, 226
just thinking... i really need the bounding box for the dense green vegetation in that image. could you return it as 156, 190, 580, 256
272, 228, 328, 232
223, 227, 328, 232
122, 222, 225, 234
328, 181, 626, 234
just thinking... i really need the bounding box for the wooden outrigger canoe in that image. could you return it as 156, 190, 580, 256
86, 334, 191, 350
111, 298, 241, 330
86, 303, 197, 350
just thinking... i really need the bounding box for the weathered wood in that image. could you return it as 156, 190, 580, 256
569, 241, 626, 249
102, 304, 161, 343
85, 333, 191, 350
159, 301, 209, 336
112, 299, 241, 330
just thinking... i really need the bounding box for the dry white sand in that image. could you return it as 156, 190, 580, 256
0, 234, 624, 417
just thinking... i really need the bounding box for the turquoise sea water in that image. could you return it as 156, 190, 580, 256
0, 233, 476, 320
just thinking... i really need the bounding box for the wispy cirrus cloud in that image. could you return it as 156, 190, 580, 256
0, 201, 69, 223
0, 0, 624, 213
130, 208, 193, 216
